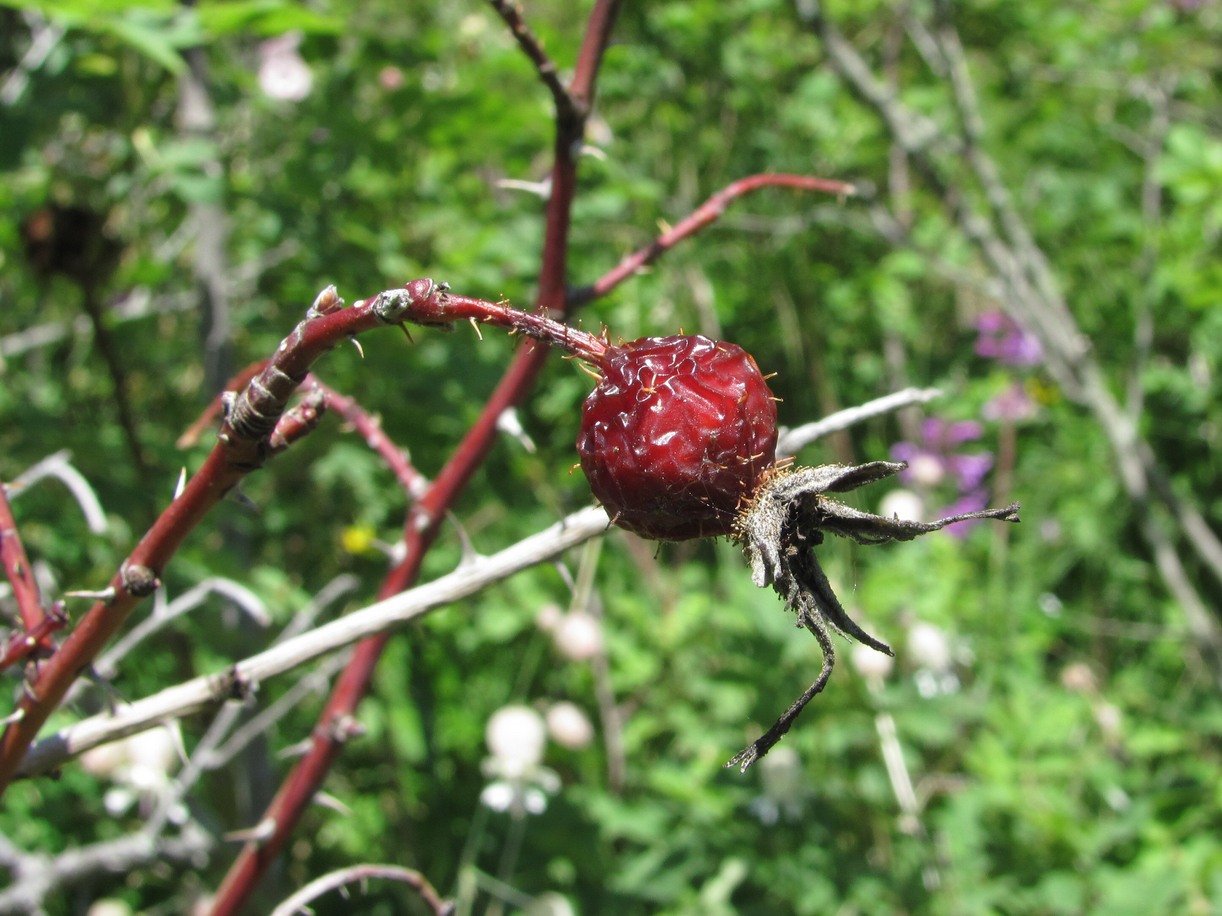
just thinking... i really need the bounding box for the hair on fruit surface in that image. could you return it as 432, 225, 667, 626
576, 334, 778, 541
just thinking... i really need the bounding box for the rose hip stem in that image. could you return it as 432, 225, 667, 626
0, 280, 601, 797
382, 281, 609, 366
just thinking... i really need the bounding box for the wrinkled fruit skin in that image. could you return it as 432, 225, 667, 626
577, 334, 778, 540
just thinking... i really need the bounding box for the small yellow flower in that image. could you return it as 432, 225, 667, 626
340, 525, 376, 555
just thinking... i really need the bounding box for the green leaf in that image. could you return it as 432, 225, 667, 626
196, 0, 344, 37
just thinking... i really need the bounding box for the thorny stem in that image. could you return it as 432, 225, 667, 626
209, 3, 624, 911
308, 376, 430, 498
403, 288, 608, 364
0, 281, 601, 799
0, 604, 66, 673
177, 361, 265, 449
571, 174, 857, 307
268, 864, 452, 916
266, 387, 327, 454
0, 486, 48, 642
0, 295, 396, 793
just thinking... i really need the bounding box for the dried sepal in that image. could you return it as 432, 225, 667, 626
728, 461, 1019, 771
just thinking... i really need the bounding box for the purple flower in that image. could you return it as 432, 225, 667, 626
939, 490, 991, 539
974, 311, 1042, 367
890, 417, 996, 535
947, 452, 993, 492
892, 418, 993, 492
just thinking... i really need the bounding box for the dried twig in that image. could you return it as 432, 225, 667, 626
800, 0, 1222, 683
571, 173, 857, 307
269, 863, 452, 916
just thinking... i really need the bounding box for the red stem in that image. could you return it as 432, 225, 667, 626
0, 303, 392, 792
572, 173, 857, 306
209, 3, 623, 910
0, 485, 47, 640
309, 377, 430, 498
0, 284, 575, 796
417, 292, 608, 363
177, 362, 266, 449
0, 603, 66, 672
267, 387, 328, 453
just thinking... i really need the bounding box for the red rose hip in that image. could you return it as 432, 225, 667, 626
577, 334, 778, 540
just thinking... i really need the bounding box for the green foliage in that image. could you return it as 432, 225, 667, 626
2, 0, 1221, 913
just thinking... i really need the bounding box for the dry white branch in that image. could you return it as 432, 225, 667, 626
270, 863, 449, 916
0, 821, 211, 914
10, 451, 108, 534
17, 505, 611, 778
97, 577, 269, 679
802, 0, 1222, 681
778, 387, 942, 459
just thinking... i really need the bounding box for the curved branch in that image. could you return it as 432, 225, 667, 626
269, 864, 450, 916
777, 387, 942, 458
209, 5, 626, 909
0, 281, 596, 796
16, 506, 609, 779
571, 173, 857, 308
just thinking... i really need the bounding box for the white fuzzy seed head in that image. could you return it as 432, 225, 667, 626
553, 610, 603, 661
878, 488, 925, 523
851, 642, 895, 683
907, 621, 953, 672
486, 705, 547, 774
546, 702, 595, 750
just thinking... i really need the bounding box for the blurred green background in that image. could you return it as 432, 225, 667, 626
1, 1, 1220, 913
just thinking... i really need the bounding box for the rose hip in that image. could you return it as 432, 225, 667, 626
576, 334, 778, 540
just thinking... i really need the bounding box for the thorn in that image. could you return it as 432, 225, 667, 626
64, 587, 117, 601
399, 324, 415, 344
0, 708, 25, 725
577, 362, 602, 380
223, 817, 277, 845
173, 467, 187, 500
496, 176, 552, 199
277, 736, 314, 759
349, 337, 365, 359
469, 317, 484, 341
763, 371, 779, 381
326, 713, 365, 743
448, 511, 480, 567
228, 486, 259, 513
313, 791, 353, 817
